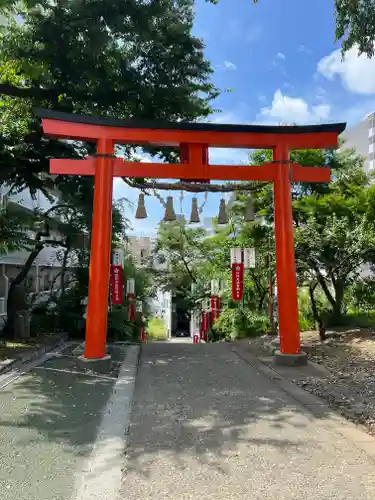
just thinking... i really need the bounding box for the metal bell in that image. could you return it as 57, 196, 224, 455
245, 195, 255, 221
135, 192, 147, 219
217, 198, 228, 224
189, 197, 200, 223
163, 196, 177, 221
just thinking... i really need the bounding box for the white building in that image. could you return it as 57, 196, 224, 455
341, 111, 375, 173
125, 235, 173, 337
0, 186, 70, 321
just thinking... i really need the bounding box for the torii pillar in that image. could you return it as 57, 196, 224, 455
35, 108, 345, 367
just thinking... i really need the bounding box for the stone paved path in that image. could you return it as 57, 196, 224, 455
120, 342, 375, 500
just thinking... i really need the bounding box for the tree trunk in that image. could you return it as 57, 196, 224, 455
3, 242, 44, 339
60, 243, 71, 297
258, 290, 267, 312
309, 283, 326, 341
333, 280, 345, 319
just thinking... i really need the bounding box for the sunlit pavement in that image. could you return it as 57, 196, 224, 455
120, 342, 375, 500
168, 336, 193, 343
0, 344, 124, 500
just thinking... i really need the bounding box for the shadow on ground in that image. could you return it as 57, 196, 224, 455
0, 344, 128, 450
122, 342, 339, 481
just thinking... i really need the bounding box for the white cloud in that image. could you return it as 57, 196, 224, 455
318, 45, 375, 94
276, 52, 285, 60
298, 44, 312, 54
209, 148, 250, 165
224, 60, 237, 70
218, 60, 237, 71
260, 89, 331, 124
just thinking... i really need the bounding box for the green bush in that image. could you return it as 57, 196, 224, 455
211, 307, 269, 341
30, 285, 86, 338
147, 317, 168, 341
107, 307, 136, 341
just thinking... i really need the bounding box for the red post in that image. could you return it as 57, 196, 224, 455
84, 139, 114, 359
273, 143, 300, 355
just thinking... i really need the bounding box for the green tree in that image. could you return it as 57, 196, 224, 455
0, 0, 219, 338
249, 146, 375, 336
0, 1, 217, 119
152, 219, 208, 317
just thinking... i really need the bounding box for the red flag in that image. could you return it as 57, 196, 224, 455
110, 265, 123, 305
127, 293, 136, 320
232, 263, 244, 301
211, 296, 221, 322
140, 327, 146, 342
200, 326, 204, 340
201, 311, 209, 333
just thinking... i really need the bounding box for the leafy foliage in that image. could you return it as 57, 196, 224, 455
1, 0, 219, 340
151, 144, 375, 341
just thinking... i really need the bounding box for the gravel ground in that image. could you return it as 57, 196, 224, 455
250, 329, 375, 436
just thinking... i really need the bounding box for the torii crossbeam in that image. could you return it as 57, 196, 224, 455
36, 108, 346, 366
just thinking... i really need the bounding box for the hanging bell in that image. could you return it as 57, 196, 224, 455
135, 192, 147, 219
245, 195, 255, 222
163, 196, 177, 221
217, 198, 228, 224
189, 197, 200, 224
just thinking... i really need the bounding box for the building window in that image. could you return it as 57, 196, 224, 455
369, 127, 375, 138
370, 143, 375, 154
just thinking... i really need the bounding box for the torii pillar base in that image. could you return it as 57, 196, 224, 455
77, 354, 112, 374
273, 350, 308, 367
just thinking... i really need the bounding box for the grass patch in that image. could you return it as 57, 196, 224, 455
147, 317, 168, 341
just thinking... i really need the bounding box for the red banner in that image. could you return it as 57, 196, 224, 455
211, 296, 221, 322
232, 263, 244, 301
127, 294, 136, 321
200, 326, 204, 340
201, 311, 209, 333
110, 265, 123, 305
200, 311, 209, 341
140, 327, 146, 342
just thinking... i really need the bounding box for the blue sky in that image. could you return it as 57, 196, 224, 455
114, 0, 375, 236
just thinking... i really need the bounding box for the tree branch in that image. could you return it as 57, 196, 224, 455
0, 83, 60, 101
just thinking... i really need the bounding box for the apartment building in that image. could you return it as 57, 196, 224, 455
0, 186, 70, 321
125, 236, 153, 267
341, 111, 375, 173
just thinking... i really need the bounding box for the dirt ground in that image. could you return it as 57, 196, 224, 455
250, 328, 375, 436
0, 334, 64, 365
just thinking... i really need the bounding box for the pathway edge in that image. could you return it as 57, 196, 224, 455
232, 344, 375, 461
73, 344, 141, 500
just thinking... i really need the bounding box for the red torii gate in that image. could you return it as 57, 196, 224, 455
36, 109, 345, 366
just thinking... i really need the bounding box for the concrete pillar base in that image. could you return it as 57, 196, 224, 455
73, 342, 108, 356
77, 354, 112, 374
273, 350, 308, 367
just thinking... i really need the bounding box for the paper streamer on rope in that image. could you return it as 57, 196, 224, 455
211, 296, 221, 322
